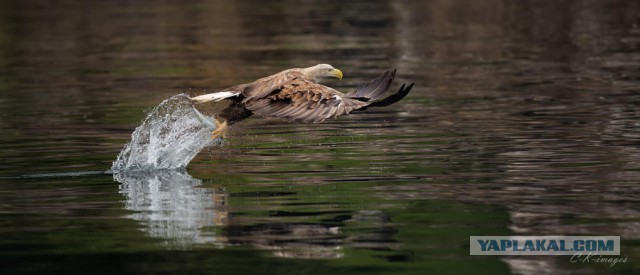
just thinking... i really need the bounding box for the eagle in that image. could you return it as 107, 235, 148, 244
191, 64, 414, 139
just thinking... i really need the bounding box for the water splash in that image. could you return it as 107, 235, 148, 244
111, 94, 221, 173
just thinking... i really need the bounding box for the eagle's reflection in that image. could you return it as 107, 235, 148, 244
114, 170, 228, 249
113, 170, 397, 258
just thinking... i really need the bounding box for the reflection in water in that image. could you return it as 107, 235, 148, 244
115, 170, 227, 249
225, 208, 396, 259
115, 170, 397, 258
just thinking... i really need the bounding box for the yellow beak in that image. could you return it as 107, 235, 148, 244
331, 69, 343, 80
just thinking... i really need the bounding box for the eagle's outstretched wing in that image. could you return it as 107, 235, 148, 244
243, 69, 413, 123
243, 78, 366, 123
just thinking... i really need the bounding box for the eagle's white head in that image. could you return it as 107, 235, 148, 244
301, 64, 343, 82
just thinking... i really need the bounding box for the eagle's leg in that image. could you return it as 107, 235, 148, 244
211, 118, 228, 140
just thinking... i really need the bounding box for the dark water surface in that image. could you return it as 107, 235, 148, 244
1, 0, 639, 274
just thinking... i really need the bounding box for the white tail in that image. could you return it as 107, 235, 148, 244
191, 91, 239, 103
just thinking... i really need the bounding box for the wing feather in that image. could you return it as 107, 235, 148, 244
346, 69, 396, 101
241, 68, 410, 123
241, 69, 306, 100
244, 78, 368, 123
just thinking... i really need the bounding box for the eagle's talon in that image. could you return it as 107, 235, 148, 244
211, 119, 228, 140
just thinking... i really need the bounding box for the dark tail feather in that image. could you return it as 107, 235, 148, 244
347, 69, 396, 101
369, 82, 414, 107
